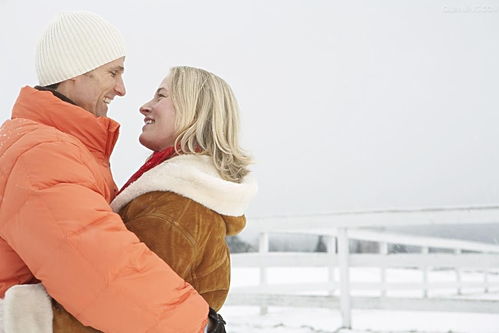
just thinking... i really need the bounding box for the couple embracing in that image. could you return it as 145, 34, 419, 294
0, 11, 256, 333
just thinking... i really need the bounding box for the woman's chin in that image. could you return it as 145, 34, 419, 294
138, 136, 152, 150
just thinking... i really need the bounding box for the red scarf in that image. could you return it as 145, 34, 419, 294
118, 146, 177, 195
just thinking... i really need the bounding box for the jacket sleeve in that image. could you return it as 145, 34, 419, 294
0, 140, 208, 333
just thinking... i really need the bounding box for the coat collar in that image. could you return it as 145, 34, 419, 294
111, 154, 257, 216
11, 86, 120, 160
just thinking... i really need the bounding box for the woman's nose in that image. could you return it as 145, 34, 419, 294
140, 102, 151, 115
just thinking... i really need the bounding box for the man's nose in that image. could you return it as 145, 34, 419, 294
115, 76, 126, 96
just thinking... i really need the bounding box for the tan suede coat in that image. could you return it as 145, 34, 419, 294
53, 154, 257, 332
121, 191, 246, 310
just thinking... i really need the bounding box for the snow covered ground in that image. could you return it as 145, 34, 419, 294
223, 306, 499, 333
222, 267, 499, 333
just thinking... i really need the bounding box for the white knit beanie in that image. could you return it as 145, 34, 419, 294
36, 11, 126, 86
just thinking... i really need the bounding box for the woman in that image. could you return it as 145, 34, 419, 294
114, 65, 256, 309
52, 66, 257, 332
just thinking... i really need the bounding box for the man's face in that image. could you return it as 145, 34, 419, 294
61, 57, 126, 117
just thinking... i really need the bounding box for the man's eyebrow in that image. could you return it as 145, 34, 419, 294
111, 66, 125, 73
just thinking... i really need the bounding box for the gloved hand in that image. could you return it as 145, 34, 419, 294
207, 308, 226, 333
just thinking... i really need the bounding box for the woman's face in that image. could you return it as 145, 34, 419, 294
139, 76, 177, 151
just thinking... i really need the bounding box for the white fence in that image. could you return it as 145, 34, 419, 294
226, 206, 499, 329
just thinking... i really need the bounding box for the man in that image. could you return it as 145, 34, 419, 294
0, 11, 224, 333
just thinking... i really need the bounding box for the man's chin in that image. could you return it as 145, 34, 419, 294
96, 108, 109, 118
97, 103, 109, 117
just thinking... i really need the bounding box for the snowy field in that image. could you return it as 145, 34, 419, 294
222, 267, 499, 333
223, 306, 499, 333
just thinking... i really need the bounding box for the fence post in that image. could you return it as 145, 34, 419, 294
259, 232, 269, 315
338, 228, 352, 329
422, 247, 429, 298
454, 248, 462, 295
484, 254, 490, 293
328, 235, 337, 295
380, 242, 388, 297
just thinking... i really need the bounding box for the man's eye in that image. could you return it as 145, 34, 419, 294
110, 71, 117, 77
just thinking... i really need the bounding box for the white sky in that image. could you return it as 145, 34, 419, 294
1, 0, 499, 218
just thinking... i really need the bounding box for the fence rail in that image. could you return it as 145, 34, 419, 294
225, 294, 499, 314
227, 206, 499, 329
232, 252, 499, 268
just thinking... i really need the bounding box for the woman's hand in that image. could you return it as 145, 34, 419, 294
206, 308, 226, 333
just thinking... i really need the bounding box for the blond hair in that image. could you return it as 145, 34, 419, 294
168, 66, 251, 183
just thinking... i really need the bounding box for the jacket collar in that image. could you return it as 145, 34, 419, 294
111, 154, 257, 217
11, 86, 120, 160
34, 85, 77, 105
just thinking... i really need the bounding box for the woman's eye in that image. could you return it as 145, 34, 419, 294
158, 94, 167, 99
110, 71, 117, 77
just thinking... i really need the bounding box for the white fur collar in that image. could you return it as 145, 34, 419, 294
2, 283, 53, 333
111, 154, 257, 216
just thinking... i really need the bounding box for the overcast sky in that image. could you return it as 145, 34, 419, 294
1, 0, 499, 218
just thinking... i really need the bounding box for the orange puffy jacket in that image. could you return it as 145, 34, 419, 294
0, 87, 208, 332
